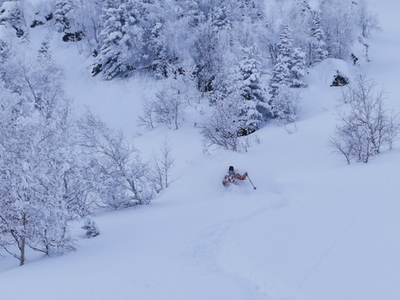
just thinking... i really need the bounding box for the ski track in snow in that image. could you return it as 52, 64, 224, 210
182, 192, 288, 298
293, 204, 367, 290
189, 198, 284, 264
184, 169, 377, 300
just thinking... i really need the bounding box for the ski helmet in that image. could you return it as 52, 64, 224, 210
228, 166, 234, 175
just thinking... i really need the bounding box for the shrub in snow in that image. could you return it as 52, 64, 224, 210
270, 84, 301, 124
200, 92, 241, 152
151, 87, 186, 130
331, 71, 349, 87
150, 139, 175, 193
82, 217, 100, 238
138, 74, 194, 130
330, 75, 400, 164
62, 31, 84, 42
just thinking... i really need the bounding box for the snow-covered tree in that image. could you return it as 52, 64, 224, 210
209, 5, 231, 31
233, 45, 270, 135
138, 71, 196, 130
270, 54, 291, 96
276, 24, 292, 58
269, 25, 292, 98
92, 0, 168, 79
308, 11, 328, 66
92, 0, 143, 79
201, 92, 242, 152
286, 0, 312, 51
192, 19, 225, 92
319, 0, 358, 59
150, 138, 175, 193
79, 110, 155, 208
53, 0, 75, 33
37, 35, 52, 60
290, 47, 307, 88
0, 37, 114, 264
57, 0, 104, 51
269, 24, 305, 120
174, 0, 204, 29
0, 39, 12, 80
0, 1, 25, 37
0, 83, 77, 265
354, 0, 380, 39
27, 42, 65, 119
270, 84, 302, 123
229, 0, 266, 23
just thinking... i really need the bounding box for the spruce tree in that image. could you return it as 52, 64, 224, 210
308, 11, 328, 66
290, 47, 307, 88
92, 0, 142, 79
269, 25, 292, 99
235, 45, 269, 135
53, 0, 75, 33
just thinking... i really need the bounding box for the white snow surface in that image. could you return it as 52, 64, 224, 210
1, 1, 400, 300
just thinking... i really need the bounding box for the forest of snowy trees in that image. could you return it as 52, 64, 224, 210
0, 0, 381, 265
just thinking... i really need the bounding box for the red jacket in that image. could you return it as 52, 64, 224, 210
222, 173, 247, 186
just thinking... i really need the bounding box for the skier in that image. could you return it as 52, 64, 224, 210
222, 166, 248, 187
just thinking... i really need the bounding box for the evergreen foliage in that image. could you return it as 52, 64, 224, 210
269, 25, 293, 111
308, 11, 328, 66
53, 0, 75, 33
235, 45, 270, 135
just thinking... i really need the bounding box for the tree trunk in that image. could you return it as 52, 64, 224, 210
19, 213, 27, 266
19, 237, 25, 266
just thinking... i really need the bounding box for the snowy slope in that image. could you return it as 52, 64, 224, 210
1, 1, 400, 300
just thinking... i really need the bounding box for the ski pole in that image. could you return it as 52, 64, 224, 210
246, 174, 257, 190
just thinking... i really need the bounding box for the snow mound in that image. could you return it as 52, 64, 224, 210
306, 58, 351, 87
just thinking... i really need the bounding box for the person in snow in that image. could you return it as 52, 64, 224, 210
222, 166, 247, 187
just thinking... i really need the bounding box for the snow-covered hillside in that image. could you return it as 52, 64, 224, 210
1, 1, 400, 300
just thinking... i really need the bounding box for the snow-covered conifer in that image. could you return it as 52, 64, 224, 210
38, 35, 52, 60
53, 0, 75, 33
234, 45, 270, 135
269, 25, 293, 99
93, 0, 144, 79
308, 11, 328, 66
290, 47, 307, 88
270, 84, 301, 123
209, 5, 231, 32
277, 24, 292, 58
